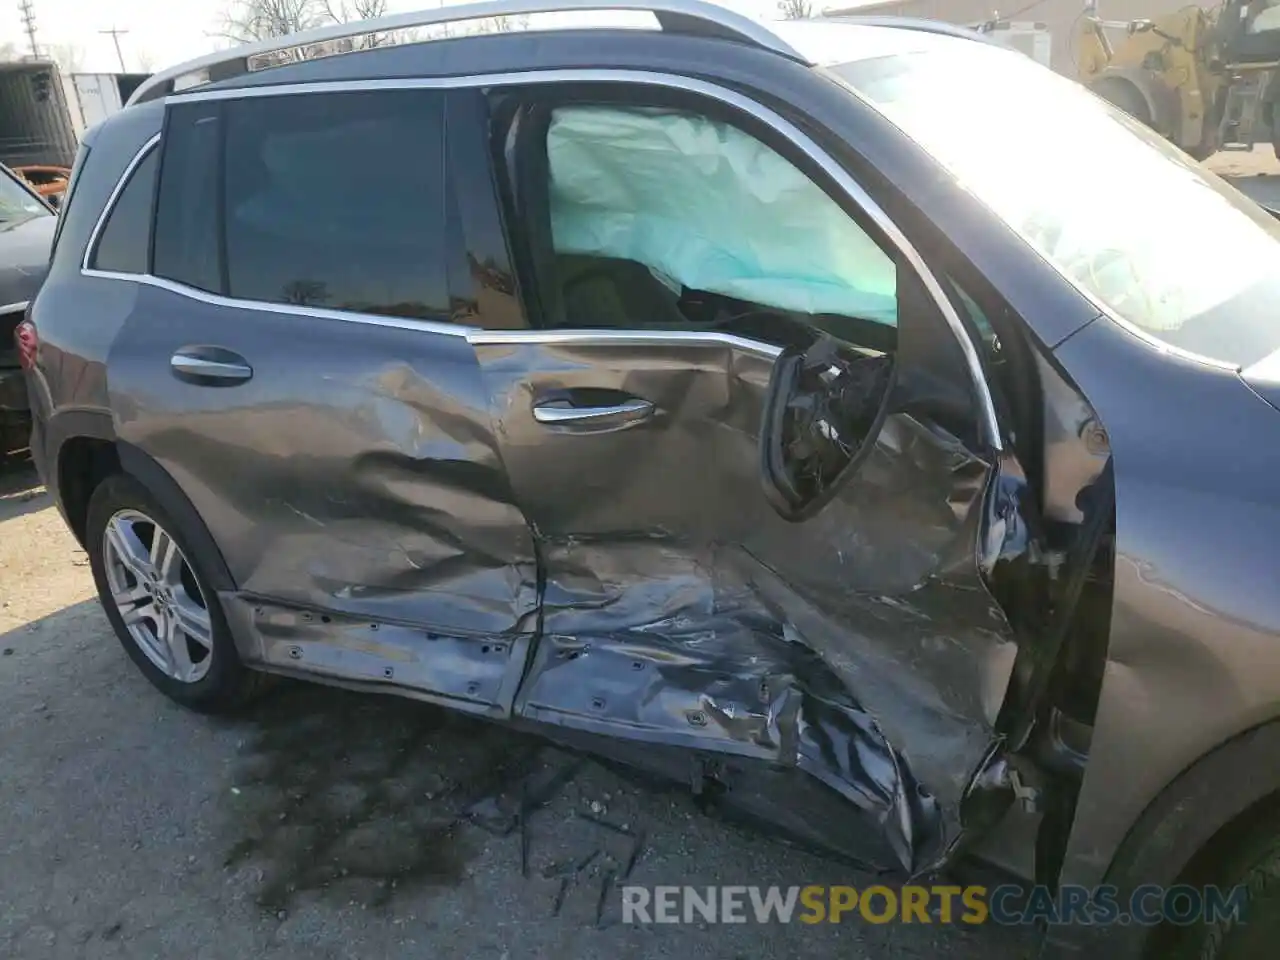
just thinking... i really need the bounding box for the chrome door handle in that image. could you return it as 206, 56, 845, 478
532, 397, 654, 426
170, 349, 253, 384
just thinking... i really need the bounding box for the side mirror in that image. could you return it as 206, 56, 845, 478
758, 335, 895, 522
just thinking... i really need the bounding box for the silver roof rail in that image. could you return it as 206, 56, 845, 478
128, 0, 807, 106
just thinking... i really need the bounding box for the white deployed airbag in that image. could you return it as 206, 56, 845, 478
546, 106, 898, 325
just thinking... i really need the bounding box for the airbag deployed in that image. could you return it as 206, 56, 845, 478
546, 106, 899, 324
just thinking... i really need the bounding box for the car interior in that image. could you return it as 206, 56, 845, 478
502, 100, 902, 359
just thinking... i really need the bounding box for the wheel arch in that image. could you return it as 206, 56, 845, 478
50, 420, 237, 596
113, 441, 237, 594
1056, 718, 1280, 957
1088, 68, 1178, 137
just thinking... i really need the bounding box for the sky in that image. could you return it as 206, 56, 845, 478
0, 0, 830, 74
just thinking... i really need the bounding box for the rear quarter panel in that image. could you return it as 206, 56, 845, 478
27, 104, 164, 487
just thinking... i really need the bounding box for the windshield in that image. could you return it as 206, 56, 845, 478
820, 30, 1280, 368
0, 167, 51, 223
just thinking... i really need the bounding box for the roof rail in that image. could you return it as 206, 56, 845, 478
128, 0, 807, 106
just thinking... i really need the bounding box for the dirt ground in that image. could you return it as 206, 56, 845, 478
1207, 144, 1280, 208
0, 459, 1036, 959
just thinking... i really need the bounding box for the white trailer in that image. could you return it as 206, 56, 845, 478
968, 19, 1053, 68
59, 72, 151, 139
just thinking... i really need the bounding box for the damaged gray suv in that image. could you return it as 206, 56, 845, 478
20, 1, 1280, 956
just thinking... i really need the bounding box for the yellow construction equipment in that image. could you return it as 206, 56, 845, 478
1076, 1, 1280, 159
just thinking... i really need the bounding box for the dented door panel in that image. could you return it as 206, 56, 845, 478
470, 328, 1029, 873
108, 286, 541, 704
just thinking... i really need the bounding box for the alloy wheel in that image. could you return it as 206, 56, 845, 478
102, 509, 214, 683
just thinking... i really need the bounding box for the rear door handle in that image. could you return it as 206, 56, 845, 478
170, 347, 253, 385
532, 397, 654, 428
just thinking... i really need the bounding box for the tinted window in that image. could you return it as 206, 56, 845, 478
154, 103, 222, 292
223, 90, 449, 319
89, 148, 157, 274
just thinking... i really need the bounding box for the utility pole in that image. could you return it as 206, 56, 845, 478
18, 0, 39, 59
100, 26, 129, 72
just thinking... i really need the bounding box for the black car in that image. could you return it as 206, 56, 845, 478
0, 160, 56, 456
20, 3, 1280, 957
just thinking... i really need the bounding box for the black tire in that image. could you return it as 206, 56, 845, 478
1094, 79, 1153, 127
86, 472, 269, 712
1166, 821, 1280, 960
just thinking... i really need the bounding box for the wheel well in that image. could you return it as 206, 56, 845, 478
1142, 788, 1280, 957
1091, 76, 1154, 126
57, 437, 120, 545
1091, 718, 1280, 959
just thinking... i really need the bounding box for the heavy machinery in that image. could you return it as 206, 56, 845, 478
1077, 0, 1280, 159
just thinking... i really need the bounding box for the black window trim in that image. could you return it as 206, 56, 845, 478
78, 69, 1000, 451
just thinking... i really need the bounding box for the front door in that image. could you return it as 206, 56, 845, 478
458, 83, 1033, 874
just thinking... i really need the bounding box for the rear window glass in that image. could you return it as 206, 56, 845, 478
221, 89, 450, 319
89, 148, 157, 275
154, 103, 223, 294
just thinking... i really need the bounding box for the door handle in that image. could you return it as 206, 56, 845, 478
170, 347, 253, 385
532, 397, 654, 428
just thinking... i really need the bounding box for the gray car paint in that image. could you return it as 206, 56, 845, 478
75, 60, 1044, 877
26, 20, 1280, 957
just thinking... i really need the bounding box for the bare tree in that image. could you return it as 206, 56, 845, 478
0, 41, 22, 62
43, 42, 86, 72
219, 0, 326, 61
322, 0, 393, 48
777, 0, 814, 18
136, 49, 156, 72
470, 14, 532, 33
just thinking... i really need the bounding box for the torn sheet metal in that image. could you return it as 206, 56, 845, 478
472, 330, 1028, 876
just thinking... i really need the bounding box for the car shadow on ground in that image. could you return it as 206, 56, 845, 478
212, 679, 559, 911
0, 556, 1037, 959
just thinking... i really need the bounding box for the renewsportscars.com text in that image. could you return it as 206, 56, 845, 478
620, 884, 1249, 927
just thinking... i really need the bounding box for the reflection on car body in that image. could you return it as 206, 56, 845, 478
20, 4, 1280, 958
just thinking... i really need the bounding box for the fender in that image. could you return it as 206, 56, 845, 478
1046, 719, 1280, 957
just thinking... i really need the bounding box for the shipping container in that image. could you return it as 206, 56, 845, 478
0, 61, 78, 168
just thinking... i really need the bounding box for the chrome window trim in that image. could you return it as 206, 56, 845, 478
468, 327, 784, 359
88, 68, 1003, 450
79, 270, 473, 338
0, 300, 30, 314
81, 132, 161, 274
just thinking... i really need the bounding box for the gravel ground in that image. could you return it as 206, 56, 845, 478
1208, 145, 1280, 208
0, 460, 1037, 960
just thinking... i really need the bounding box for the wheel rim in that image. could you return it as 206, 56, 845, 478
102, 509, 214, 684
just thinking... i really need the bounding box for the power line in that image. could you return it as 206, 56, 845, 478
100, 26, 130, 72
17, 0, 39, 59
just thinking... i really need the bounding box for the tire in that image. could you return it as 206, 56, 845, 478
1094, 79, 1153, 127
86, 472, 268, 712
1166, 821, 1280, 960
